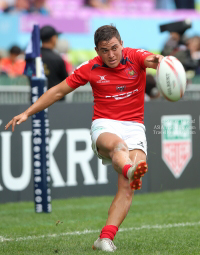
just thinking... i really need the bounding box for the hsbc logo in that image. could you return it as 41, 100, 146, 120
97, 75, 110, 83
106, 89, 138, 100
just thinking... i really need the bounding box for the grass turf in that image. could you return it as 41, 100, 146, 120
0, 188, 200, 254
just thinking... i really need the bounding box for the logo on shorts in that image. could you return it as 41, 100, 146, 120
137, 141, 144, 148
97, 75, 110, 83
116, 85, 126, 92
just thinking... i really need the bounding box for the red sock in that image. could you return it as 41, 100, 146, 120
100, 225, 118, 240
122, 164, 132, 179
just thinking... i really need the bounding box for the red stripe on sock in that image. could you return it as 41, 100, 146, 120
100, 225, 118, 240
122, 164, 132, 179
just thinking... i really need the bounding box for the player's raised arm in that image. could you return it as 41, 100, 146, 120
144, 54, 164, 69
5, 79, 74, 132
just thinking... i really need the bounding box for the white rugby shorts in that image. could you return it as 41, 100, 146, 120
90, 118, 147, 165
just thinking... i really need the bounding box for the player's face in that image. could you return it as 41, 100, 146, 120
95, 37, 123, 68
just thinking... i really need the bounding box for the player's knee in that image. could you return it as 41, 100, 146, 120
125, 188, 133, 202
119, 182, 133, 201
115, 142, 128, 152
121, 189, 133, 211
111, 141, 128, 157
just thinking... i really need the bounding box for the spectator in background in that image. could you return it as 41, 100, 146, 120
30, 0, 49, 15
85, 0, 111, 9
55, 39, 74, 75
187, 36, 200, 74
155, 0, 175, 9
145, 74, 160, 100
161, 31, 198, 71
174, 0, 195, 9
40, 25, 68, 101
1, 45, 25, 77
0, 0, 15, 10
3, 0, 30, 13
3, 0, 49, 14
187, 36, 200, 59
155, 0, 195, 9
160, 20, 199, 80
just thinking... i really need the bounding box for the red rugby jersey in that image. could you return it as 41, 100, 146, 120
66, 47, 153, 123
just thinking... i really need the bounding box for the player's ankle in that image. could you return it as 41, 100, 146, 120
122, 164, 132, 179
100, 225, 118, 240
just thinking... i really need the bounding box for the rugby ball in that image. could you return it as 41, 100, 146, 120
156, 56, 186, 102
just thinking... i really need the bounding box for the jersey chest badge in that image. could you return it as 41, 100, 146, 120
125, 67, 138, 79
129, 70, 135, 76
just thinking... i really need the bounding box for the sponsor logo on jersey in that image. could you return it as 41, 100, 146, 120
106, 89, 138, 100
97, 75, 110, 83
161, 115, 192, 178
125, 67, 138, 79
116, 85, 126, 92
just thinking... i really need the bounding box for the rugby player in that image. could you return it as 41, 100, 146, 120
5, 25, 163, 252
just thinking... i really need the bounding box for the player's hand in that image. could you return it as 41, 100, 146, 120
146, 54, 164, 63
5, 112, 28, 132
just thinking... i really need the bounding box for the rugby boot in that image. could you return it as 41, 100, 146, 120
92, 238, 117, 252
127, 160, 148, 190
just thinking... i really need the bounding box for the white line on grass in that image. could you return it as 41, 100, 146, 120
1, 221, 200, 243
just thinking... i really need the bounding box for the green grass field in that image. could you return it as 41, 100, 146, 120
0, 188, 200, 255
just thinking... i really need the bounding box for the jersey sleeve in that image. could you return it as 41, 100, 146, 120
66, 61, 91, 89
130, 48, 153, 69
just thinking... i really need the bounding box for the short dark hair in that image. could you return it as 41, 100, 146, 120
94, 25, 121, 48
40, 25, 60, 43
9, 46, 21, 55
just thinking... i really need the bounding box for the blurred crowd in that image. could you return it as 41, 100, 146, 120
0, 0, 198, 14
146, 33, 200, 100
1, 32, 199, 77
0, 37, 74, 78
0, 46, 25, 77
1, 24, 200, 101
155, 0, 195, 9
1, 29, 200, 101
0, 0, 49, 14
0, 0, 200, 101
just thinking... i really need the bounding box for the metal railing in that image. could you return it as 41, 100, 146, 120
0, 84, 93, 104
0, 83, 200, 104
0, 85, 31, 104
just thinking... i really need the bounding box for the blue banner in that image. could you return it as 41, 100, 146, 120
31, 77, 51, 213
24, 25, 41, 77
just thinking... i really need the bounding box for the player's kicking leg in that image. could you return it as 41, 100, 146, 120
92, 174, 132, 252
92, 133, 147, 252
